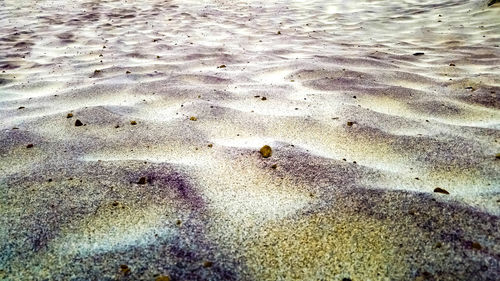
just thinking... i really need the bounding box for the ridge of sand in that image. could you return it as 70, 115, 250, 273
1, 0, 499, 280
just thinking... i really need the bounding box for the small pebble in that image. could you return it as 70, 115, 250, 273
433, 187, 449, 194
471, 241, 482, 250
203, 261, 213, 268
155, 276, 170, 281
190, 116, 198, 121
119, 264, 131, 275
67, 113, 73, 118
130, 121, 137, 125
75, 119, 83, 126
347, 121, 354, 126
26, 144, 33, 148
137, 177, 147, 185
260, 145, 272, 158
413, 52, 425, 56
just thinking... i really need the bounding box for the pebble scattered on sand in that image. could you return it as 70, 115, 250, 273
260, 145, 272, 158
434, 187, 450, 194
119, 264, 131, 275
471, 241, 482, 250
74, 119, 83, 126
155, 276, 170, 281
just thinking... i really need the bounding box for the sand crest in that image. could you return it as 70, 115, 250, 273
0, 0, 499, 280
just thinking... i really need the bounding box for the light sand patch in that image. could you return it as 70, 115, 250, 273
54, 203, 174, 256
243, 212, 409, 281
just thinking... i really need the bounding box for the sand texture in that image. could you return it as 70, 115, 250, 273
1, 0, 499, 280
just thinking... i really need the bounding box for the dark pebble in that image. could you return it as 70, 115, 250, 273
433, 187, 449, 194
472, 242, 482, 250
119, 264, 131, 275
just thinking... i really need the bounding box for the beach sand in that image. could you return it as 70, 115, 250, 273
0, 0, 499, 280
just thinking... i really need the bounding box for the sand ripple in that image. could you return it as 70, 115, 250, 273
1, 0, 499, 280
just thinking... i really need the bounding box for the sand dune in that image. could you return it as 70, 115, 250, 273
1, 0, 499, 280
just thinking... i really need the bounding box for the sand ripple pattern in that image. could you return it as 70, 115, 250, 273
0, 0, 499, 280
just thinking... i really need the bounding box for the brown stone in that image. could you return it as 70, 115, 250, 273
137, 177, 147, 185
155, 276, 170, 281
260, 145, 272, 158
433, 187, 449, 194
